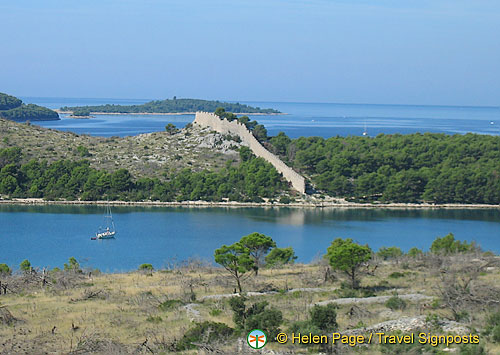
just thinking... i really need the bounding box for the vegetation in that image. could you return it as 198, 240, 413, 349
214, 234, 295, 292
239, 232, 276, 275
265, 247, 297, 267
430, 233, 475, 254
0, 146, 288, 202
215, 107, 269, 142
71, 108, 91, 117
229, 296, 283, 338
0, 93, 59, 121
61, 98, 280, 114
326, 238, 372, 289
19, 259, 31, 272
266, 131, 500, 204
0, 234, 499, 353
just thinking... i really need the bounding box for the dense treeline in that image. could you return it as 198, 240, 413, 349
0, 93, 22, 110
61, 98, 280, 114
0, 93, 59, 121
268, 132, 500, 204
0, 147, 287, 202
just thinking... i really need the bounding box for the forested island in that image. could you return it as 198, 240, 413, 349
0, 93, 59, 121
60, 97, 281, 114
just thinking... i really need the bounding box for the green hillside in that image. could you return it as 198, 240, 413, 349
0, 93, 59, 121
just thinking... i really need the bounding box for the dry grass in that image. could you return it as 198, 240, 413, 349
1, 255, 499, 354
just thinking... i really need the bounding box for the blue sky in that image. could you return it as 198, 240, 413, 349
1, 0, 499, 106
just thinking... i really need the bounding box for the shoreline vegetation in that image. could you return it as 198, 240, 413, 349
1, 197, 499, 209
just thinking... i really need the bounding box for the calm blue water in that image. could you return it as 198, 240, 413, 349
0, 206, 499, 272
22, 97, 500, 138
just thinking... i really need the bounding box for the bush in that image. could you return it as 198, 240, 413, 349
309, 304, 338, 331
388, 271, 405, 279
279, 196, 291, 204
484, 310, 500, 343
20, 259, 31, 272
138, 263, 153, 271
377, 246, 403, 260
385, 296, 407, 310
76, 145, 91, 157
229, 296, 283, 338
0, 263, 11, 275
407, 247, 423, 258
63, 257, 81, 272
158, 299, 183, 311
265, 247, 297, 267
176, 321, 234, 351
430, 233, 474, 254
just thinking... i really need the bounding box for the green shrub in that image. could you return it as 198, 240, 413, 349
176, 321, 234, 351
407, 247, 423, 258
63, 257, 81, 272
377, 246, 403, 260
309, 304, 338, 331
265, 247, 297, 267
158, 299, 183, 311
0, 263, 11, 275
229, 296, 283, 338
76, 145, 91, 157
430, 233, 474, 254
20, 259, 31, 272
279, 196, 291, 204
385, 296, 407, 310
484, 310, 500, 342
138, 263, 154, 271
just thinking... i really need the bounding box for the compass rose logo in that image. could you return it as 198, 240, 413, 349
247, 329, 267, 349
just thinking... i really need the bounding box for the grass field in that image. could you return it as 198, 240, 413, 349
1, 251, 499, 354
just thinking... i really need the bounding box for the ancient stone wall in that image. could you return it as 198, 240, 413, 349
194, 112, 306, 193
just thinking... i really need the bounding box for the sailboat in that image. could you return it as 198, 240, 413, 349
91, 204, 116, 240
362, 121, 368, 136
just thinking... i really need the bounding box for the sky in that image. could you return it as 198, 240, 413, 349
1, 0, 499, 106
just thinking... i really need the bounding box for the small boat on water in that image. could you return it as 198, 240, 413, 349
91, 204, 116, 240
362, 121, 368, 136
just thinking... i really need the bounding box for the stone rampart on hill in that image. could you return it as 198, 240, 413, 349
193, 112, 306, 193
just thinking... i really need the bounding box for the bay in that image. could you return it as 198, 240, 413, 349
1, 205, 499, 272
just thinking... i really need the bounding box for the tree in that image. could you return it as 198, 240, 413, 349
265, 247, 297, 267
20, 259, 31, 272
165, 123, 178, 135
214, 242, 253, 293
407, 247, 423, 258
64, 257, 81, 272
430, 233, 474, 255
0, 263, 11, 275
326, 238, 372, 289
239, 232, 276, 275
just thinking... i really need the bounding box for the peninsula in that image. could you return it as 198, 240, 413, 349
0, 92, 59, 121
60, 97, 281, 115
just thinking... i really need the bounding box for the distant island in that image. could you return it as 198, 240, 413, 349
0, 92, 59, 121
59, 97, 281, 115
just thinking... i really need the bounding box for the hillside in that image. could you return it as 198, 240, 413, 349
0, 118, 290, 202
0, 118, 241, 179
0, 93, 59, 121
60, 98, 280, 114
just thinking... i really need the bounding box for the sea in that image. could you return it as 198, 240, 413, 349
0, 97, 498, 271
21, 97, 500, 138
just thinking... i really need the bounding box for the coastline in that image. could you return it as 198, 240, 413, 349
55, 110, 286, 116
1, 198, 499, 209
